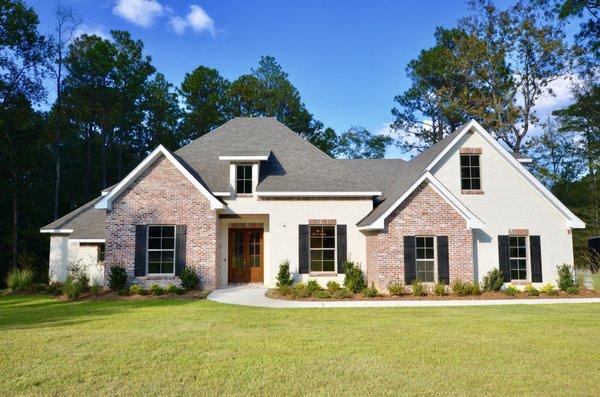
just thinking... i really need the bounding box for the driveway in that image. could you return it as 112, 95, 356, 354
207, 284, 600, 308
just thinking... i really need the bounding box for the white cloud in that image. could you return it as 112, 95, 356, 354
73, 24, 110, 40
169, 5, 215, 35
113, 0, 166, 27
533, 74, 577, 115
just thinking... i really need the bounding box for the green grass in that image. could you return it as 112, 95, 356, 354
1, 295, 600, 396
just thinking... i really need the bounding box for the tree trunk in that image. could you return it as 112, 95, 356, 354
12, 188, 18, 268
84, 122, 92, 199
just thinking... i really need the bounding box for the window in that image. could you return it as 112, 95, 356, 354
236, 165, 252, 194
147, 225, 175, 274
416, 236, 435, 282
98, 243, 105, 262
460, 154, 481, 190
309, 225, 335, 272
509, 236, 527, 280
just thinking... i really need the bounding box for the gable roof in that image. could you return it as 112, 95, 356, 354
40, 196, 106, 239
357, 120, 585, 229
95, 145, 224, 211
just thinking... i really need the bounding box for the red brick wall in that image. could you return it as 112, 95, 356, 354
105, 156, 219, 289
365, 182, 473, 290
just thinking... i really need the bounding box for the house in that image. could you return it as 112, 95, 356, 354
40, 117, 585, 290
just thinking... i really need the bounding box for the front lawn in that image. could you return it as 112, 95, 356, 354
1, 295, 599, 396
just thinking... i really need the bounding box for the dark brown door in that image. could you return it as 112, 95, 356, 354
228, 228, 263, 283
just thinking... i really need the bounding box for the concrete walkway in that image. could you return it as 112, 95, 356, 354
207, 284, 600, 308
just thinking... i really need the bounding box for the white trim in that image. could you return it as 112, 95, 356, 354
358, 172, 484, 231
256, 191, 382, 197
40, 229, 73, 234
219, 155, 269, 161
516, 157, 533, 164
424, 120, 584, 229
213, 192, 231, 197
95, 145, 224, 211
72, 239, 105, 243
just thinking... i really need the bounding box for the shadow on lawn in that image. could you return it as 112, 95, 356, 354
0, 294, 199, 331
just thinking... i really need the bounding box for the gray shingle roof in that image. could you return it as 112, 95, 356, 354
40, 196, 106, 239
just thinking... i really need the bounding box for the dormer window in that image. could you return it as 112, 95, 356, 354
236, 165, 253, 194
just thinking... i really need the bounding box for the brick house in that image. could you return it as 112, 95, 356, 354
41, 118, 584, 291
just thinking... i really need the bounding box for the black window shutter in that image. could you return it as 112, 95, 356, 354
498, 235, 510, 282
337, 225, 347, 274
530, 235, 542, 282
437, 236, 449, 285
404, 236, 416, 284
175, 225, 187, 276
134, 225, 147, 276
299, 225, 309, 274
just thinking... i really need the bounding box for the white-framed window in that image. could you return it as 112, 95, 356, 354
460, 154, 481, 190
147, 225, 175, 274
236, 164, 253, 194
309, 225, 336, 272
509, 236, 527, 280
416, 236, 436, 282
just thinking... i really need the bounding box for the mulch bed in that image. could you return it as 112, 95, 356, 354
50, 290, 210, 301
266, 288, 600, 301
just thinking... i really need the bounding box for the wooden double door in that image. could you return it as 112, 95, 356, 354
228, 228, 264, 283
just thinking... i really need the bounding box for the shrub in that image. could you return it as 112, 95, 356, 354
592, 273, 600, 292
452, 280, 471, 296
482, 268, 504, 292
412, 280, 426, 296
566, 286, 579, 295
108, 266, 128, 291
434, 282, 447, 296
278, 284, 292, 296
276, 260, 293, 287
6, 268, 34, 291
90, 284, 102, 296
47, 281, 63, 295
291, 283, 308, 299
524, 285, 539, 296
556, 264, 574, 291
314, 290, 331, 299
326, 280, 341, 293
387, 281, 405, 296
470, 283, 482, 296
68, 261, 89, 291
575, 273, 585, 289
343, 261, 365, 293
540, 283, 558, 295
62, 276, 85, 299
117, 288, 129, 296
333, 288, 352, 299
129, 284, 146, 295
180, 267, 198, 290
362, 283, 379, 298
164, 284, 184, 295
149, 284, 164, 295
504, 285, 518, 296
306, 279, 321, 295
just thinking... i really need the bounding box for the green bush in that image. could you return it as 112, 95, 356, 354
540, 283, 558, 295
62, 276, 85, 299
524, 285, 539, 296
333, 288, 352, 299
117, 288, 129, 296
164, 284, 184, 295
504, 285, 518, 296
108, 266, 128, 291
482, 268, 504, 292
314, 290, 331, 299
276, 260, 293, 287
6, 268, 34, 291
129, 284, 147, 295
452, 280, 472, 296
387, 281, 405, 296
90, 284, 102, 296
306, 279, 321, 295
278, 284, 292, 296
149, 284, 164, 295
592, 273, 600, 292
46, 282, 63, 295
412, 280, 426, 296
67, 261, 89, 291
470, 283, 482, 296
556, 264, 574, 291
566, 286, 579, 295
179, 267, 198, 290
291, 283, 308, 299
326, 280, 341, 293
434, 282, 447, 296
362, 283, 379, 298
343, 261, 365, 293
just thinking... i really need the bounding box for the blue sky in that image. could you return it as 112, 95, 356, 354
27, 0, 577, 158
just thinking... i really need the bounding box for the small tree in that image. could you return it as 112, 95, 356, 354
108, 266, 128, 290
276, 260, 293, 287
343, 261, 365, 293
482, 268, 504, 292
180, 267, 199, 290
556, 264, 575, 291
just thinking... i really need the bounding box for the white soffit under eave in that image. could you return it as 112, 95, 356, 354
95, 145, 224, 210
424, 120, 585, 229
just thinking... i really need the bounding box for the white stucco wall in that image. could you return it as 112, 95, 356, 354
48, 236, 104, 285
431, 131, 574, 286
219, 197, 372, 287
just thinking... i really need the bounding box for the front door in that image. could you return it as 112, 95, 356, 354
228, 228, 263, 283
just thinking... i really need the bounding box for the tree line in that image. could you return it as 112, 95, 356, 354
0, 0, 598, 284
